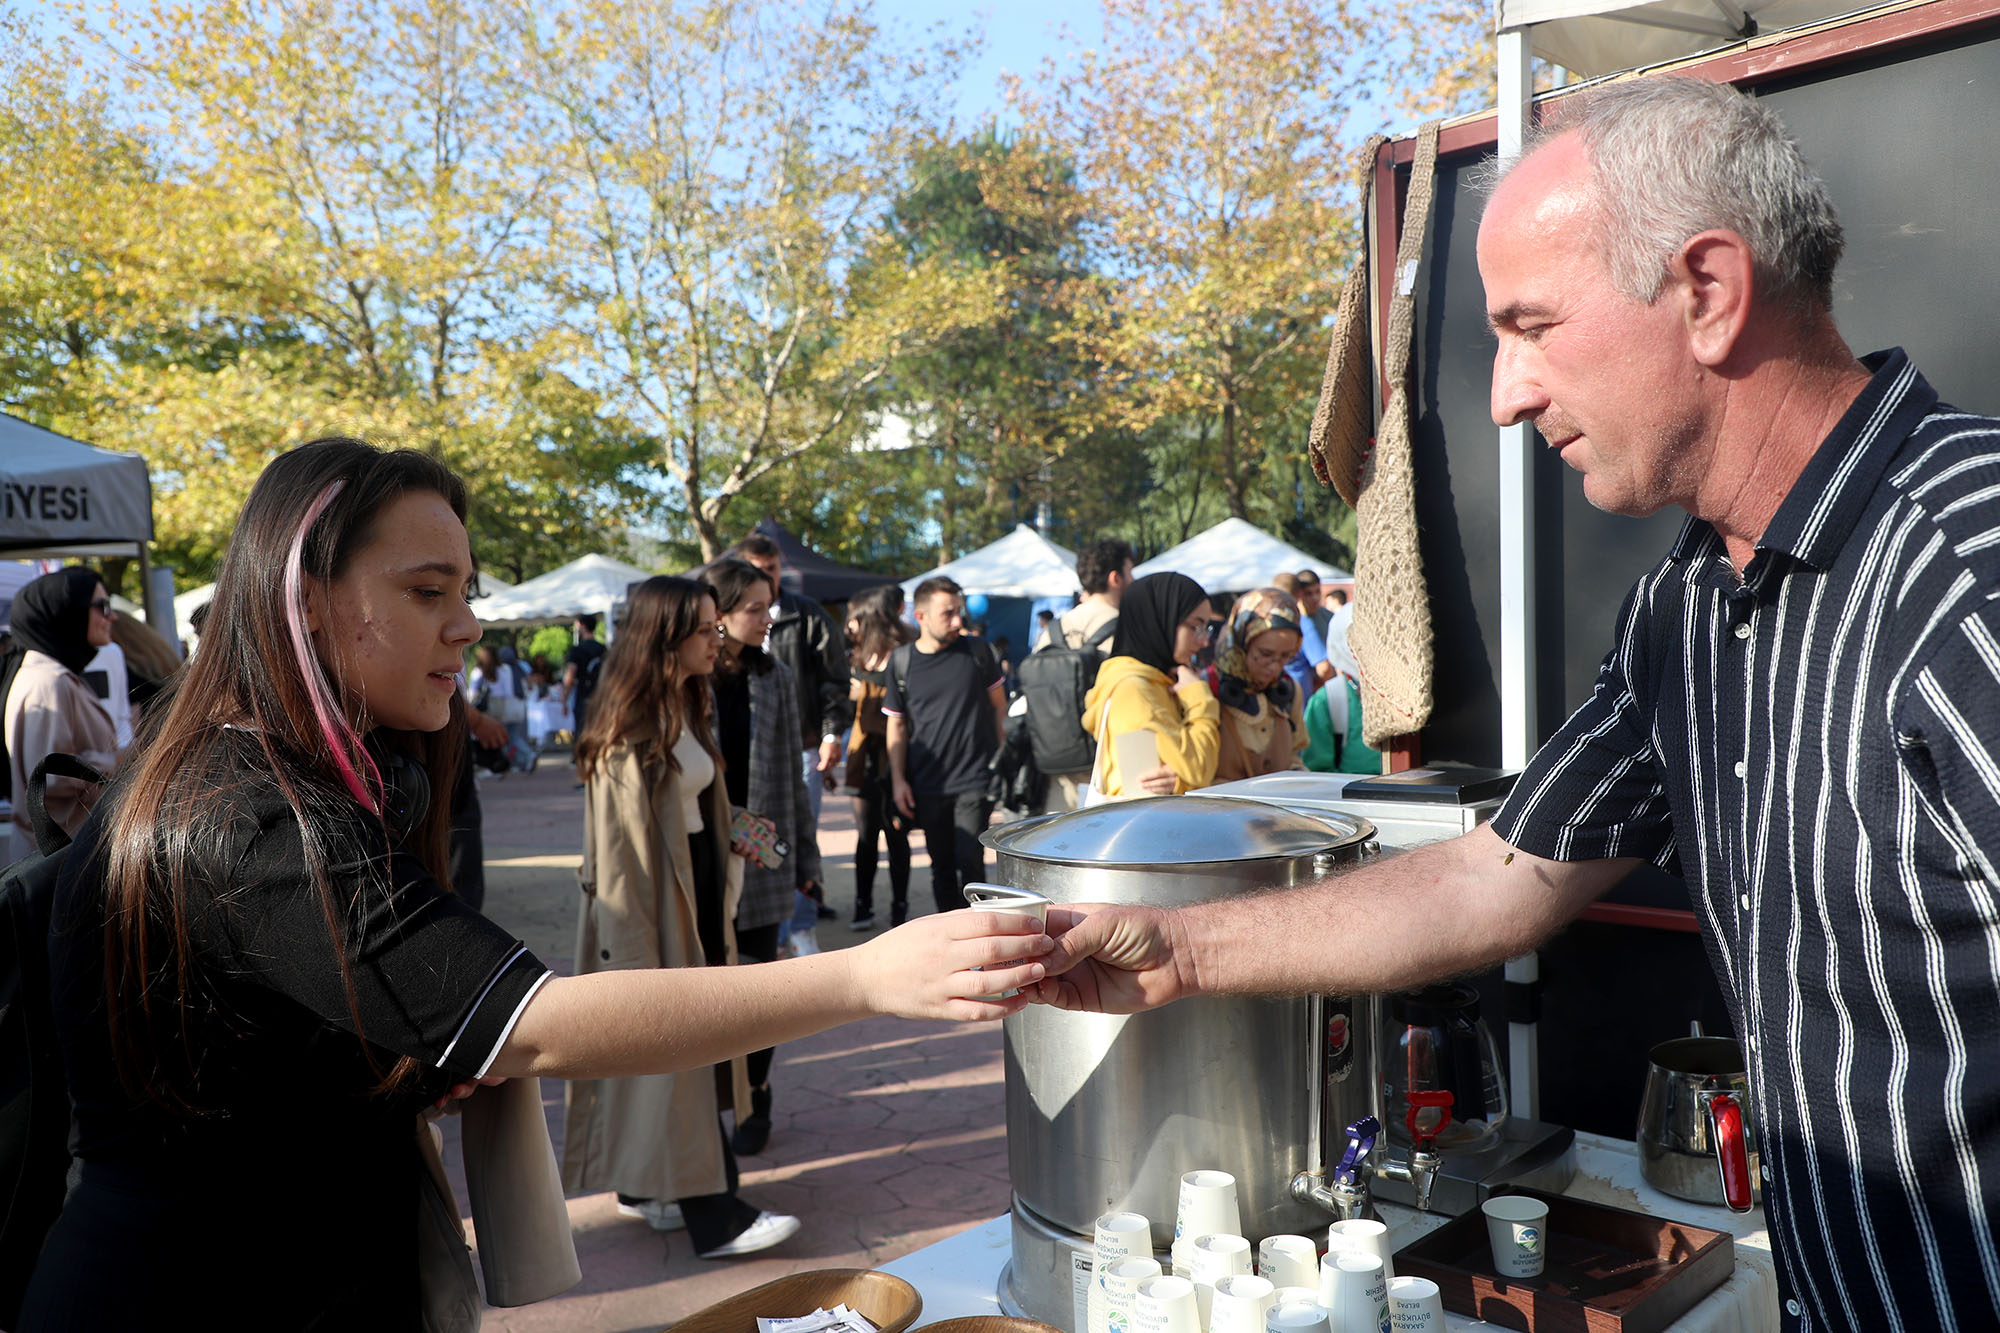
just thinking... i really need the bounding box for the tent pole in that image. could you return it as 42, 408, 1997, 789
136, 545, 157, 630
1496, 25, 1544, 1127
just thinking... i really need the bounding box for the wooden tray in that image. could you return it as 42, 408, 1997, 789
1393, 1190, 1734, 1333
673, 1269, 923, 1333
914, 1319, 1064, 1333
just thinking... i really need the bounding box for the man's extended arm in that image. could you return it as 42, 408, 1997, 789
1033, 823, 1637, 1014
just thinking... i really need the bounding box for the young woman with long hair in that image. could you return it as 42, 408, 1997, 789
841, 584, 914, 929
21, 440, 1051, 1327
562, 573, 795, 1256
701, 556, 819, 1157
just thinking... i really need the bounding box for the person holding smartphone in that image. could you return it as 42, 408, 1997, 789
703, 557, 821, 1155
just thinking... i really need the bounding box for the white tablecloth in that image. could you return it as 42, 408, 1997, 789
881, 1133, 1779, 1332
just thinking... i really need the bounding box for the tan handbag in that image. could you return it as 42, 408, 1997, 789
459, 1076, 584, 1307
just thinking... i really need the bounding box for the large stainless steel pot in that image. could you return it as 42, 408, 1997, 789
981, 797, 1378, 1329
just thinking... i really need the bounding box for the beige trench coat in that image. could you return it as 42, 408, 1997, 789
561, 742, 753, 1202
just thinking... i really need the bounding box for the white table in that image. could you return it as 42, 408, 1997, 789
882, 1133, 1779, 1332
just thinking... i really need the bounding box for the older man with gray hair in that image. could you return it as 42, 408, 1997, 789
1034, 76, 2000, 1331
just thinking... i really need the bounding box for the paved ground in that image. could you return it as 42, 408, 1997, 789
439, 754, 1012, 1332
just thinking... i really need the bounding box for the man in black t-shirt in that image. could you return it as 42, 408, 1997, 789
560, 612, 607, 741
883, 577, 1006, 919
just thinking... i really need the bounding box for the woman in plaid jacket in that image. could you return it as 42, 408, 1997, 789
705, 558, 823, 1155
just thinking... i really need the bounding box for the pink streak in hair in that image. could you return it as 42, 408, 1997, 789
283, 478, 382, 815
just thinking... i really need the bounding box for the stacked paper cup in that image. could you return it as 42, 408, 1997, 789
1134, 1275, 1203, 1333
1256, 1236, 1319, 1293
1263, 1299, 1333, 1333
1384, 1276, 1445, 1331
1103, 1257, 1166, 1333
1090, 1213, 1155, 1333
1319, 1253, 1388, 1333
1185, 1234, 1252, 1328
1326, 1219, 1395, 1280
1171, 1172, 1242, 1280
1208, 1274, 1276, 1333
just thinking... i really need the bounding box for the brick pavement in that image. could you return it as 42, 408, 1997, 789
448, 755, 1012, 1332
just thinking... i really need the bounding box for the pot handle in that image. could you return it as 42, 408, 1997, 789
1707, 1093, 1754, 1212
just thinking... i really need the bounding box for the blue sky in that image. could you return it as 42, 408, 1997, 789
871, 0, 1097, 128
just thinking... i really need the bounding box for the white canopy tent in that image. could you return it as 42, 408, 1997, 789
1, 414, 153, 558
471, 553, 654, 630
1132, 518, 1348, 594
1496, 0, 1876, 77
172, 572, 515, 644
2, 413, 166, 632
899, 524, 1081, 601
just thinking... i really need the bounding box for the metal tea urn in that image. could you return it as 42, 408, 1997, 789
980, 798, 1381, 1330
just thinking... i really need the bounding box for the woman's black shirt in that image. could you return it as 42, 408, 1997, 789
21, 728, 549, 1329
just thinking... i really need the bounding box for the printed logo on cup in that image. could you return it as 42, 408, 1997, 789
1518, 1227, 1541, 1253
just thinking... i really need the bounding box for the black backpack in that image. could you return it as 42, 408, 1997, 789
0, 754, 104, 1326
1017, 616, 1118, 774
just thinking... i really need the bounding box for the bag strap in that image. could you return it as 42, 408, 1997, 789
1083, 617, 1119, 651
26, 753, 108, 857
889, 644, 913, 709
576, 780, 598, 898
1381, 119, 1441, 400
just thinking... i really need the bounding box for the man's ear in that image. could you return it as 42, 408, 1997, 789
1671, 229, 1754, 368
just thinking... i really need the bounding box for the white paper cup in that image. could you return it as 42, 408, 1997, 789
965, 885, 1050, 997
1104, 1257, 1166, 1333
1209, 1274, 1276, 1333
1326, 1217, 1395, 1280
1134, 1274, 1202, 1333
1481, 1195, 1549, 1279
1176, 1171, 1242, 1244
1319, 1253, 1387, 1333
1385, 1276, 1445, 1331
1271, 1286, 1320, 1308
1264, 1300, 1332, 1333
1091, 1214, 1155, 1333
1187, 1234, 1253, 1327
1257, 1235, 1319, 1291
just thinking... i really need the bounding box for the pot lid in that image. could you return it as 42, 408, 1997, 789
984, 795, 1373, 867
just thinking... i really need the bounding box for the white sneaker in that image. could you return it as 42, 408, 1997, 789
698, 1210, 801, 1259
614, 1198, 685, 1231
789, 929, 821, 956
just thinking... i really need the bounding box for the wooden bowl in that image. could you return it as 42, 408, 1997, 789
915, 1318, 1064, 1333
673, 1269, 923, 1333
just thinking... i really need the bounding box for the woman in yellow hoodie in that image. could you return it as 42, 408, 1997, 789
1080, 572, 1222, 797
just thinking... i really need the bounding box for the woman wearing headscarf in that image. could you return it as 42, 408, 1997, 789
3, 567, 122, 861
1205, 588, 1310, 784
1079, 572, 1221, 799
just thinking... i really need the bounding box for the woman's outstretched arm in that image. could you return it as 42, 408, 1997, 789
489, 910, 1050, 1081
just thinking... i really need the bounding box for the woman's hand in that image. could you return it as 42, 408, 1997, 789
425, 1073, 507, 1121
1174, 664, 1201, 689
843, 910, 1054, 1022
1135, 763, 1179, 796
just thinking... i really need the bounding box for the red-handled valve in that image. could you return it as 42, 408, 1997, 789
1708, 1093, 1754, 1212
1406, 1090, 1455, 1153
